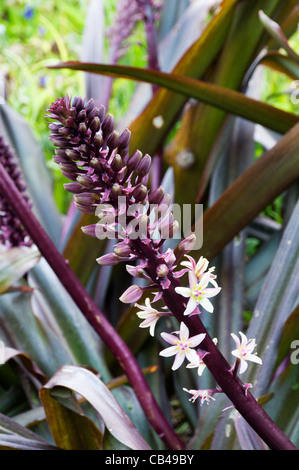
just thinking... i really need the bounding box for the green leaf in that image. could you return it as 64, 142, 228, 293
39, 386, 104, 450
0, 412, 58, 450
1, 345, 46, 384
259, 10, 299, 62
47, 61, 299, 135
263, 364, 299, 445
245, 197, 299, 396
260, 51, 299, 80
0, 290, 76, 378
189, 121, 299, 262
0, 434, 58, 450
165, 0, 293, 206
28, 259, 111, 380
0, 246, 40, 294
40, 365, 152, 450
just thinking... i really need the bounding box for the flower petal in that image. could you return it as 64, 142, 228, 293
179, 322, 189, 341
231, 333, 240, 349
245, 354, 263, 365
188, 333, 206, 348
184, 297, 198, 316
202, 287, 221, 298
199, 297, 214, 313
239, 359, 248, 374
174, 286, 191, 298
160, 331, 179, 345
159, 345, 178, 357
172, 351, 185, 370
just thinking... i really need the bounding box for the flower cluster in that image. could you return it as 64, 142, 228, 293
107, 0, 163, 62
47, 96, 263, 409
0, 135, 32, 248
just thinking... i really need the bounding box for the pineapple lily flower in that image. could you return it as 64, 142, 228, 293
175, 271, 221, 315
181, 255, 217, 283
159, 322, 206, 371
135, 297, 167, 336
231, 331, 262, 374
183, 388, 219, 406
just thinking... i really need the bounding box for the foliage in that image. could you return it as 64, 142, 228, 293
0, 0, 298, 451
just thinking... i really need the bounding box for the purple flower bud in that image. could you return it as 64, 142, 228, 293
74, 193, 96, 205
65, 149, 81, 160
178, 234, 197, 254
98, 104, 106, 122
74, 201, 96, 214
131, 184, 148, 202
76, 175, 95, 188
114, 241, 132, 257
102, 114, 115, 137
63, 182, 84, 194
78, 122, 87, 136
84, 98, 95, 113
81, 224, 98, 237
126, 263, 150, 280
119, 284, 144, 303
94, 134, 104, 150
135, 153, 151, 177
66, 116, 76, 128
110, 183, 122, 199
106, 131, 119, 150
90, 158, 102, 171
58, 126, 72, 136
77, 109, 87, 122
126, 150, 143, 173
111, 154, 123, 172
53, 154, 69, 165
96, 252, 121, 266
148, 186, 165, 205
118, 129, 131, 154
90, 116, 101, 134
156, 264, 169, 277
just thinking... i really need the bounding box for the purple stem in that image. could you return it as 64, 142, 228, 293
139, 0, 160, 93
139, 1, 163, 190
135, 239, 298, 451
0, 162, 185, 451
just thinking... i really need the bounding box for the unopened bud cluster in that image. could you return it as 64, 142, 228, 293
47, 96, 181, 290
0, 136, 32, 248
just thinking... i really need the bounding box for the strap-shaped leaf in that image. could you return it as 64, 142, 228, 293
0, 246, 40, 294
48, 61, 299, 135
259, 10, 299, 62
189, 121, 299, 261
40, 365, 151, 450
245, 197, 299, 396
0, 412, 58, 450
